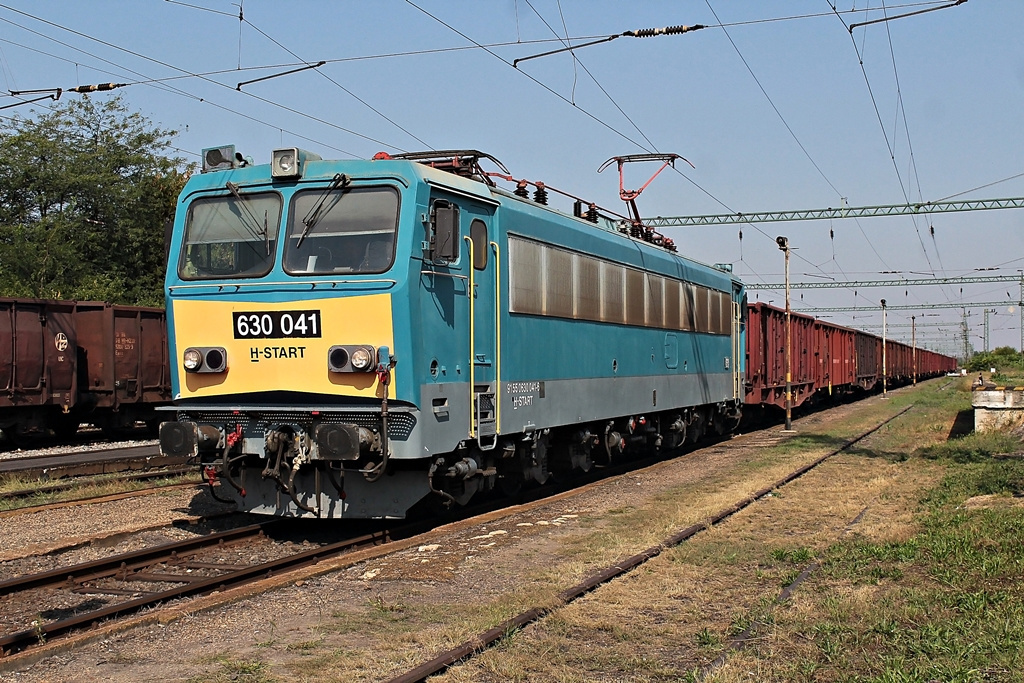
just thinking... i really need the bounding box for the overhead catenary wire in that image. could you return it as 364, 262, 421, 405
518, 0, 659, 151
1, 2, 1010, 344
878, 0, 955, 309
702, 0, 894, 302
0, 4, 391, 154
936, 170, 1024, 202
699, 0, 890, 323
402, 0, 854, 322
827, 1, 940, 289
214, 3, 433, 150
403, 0, 655, 155
0, 32, 355, 160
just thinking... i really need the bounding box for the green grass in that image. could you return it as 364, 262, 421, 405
917, 430, 1024, 464
0, 471, 194, 512
189, 655, 274, 683
803, 434, 1024, 680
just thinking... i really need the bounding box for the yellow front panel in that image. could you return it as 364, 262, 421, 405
172, 295, 394, 399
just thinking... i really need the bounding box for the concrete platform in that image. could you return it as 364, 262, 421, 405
972, 385, 1024, 432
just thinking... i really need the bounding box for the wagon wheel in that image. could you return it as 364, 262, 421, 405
0, 427, 20, 449
49, 414, 81, 440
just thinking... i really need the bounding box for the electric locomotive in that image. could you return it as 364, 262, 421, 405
158, 147, 745, 518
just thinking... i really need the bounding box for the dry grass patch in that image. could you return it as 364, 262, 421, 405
0, 471, 195, 512
437, 384, 966, 682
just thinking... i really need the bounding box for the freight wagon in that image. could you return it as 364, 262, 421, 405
0, 299, 171, 440
744, 301, 957, 411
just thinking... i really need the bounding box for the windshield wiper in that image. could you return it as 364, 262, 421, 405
226, 181, 271, 255
297, 173, 349, 248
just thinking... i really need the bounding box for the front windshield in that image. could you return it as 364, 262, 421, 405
284, 186, 399, 275
179, 192, 281, 280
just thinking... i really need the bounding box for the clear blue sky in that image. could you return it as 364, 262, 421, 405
1, 1, 1021, 355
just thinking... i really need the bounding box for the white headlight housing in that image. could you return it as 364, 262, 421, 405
271, 147, 322, 179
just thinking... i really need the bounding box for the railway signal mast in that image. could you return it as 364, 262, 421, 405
881, 299, 888, 398
777, 236, 793, 431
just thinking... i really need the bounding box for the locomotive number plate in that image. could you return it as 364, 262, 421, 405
233, 310, 322, 339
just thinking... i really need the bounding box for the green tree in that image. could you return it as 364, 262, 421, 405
967, 346, 1023, 372
0, 96, 190, 305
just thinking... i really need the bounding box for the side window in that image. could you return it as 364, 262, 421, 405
470, 219, 488, 270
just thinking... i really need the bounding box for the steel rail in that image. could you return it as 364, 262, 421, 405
0, 522, 274, 597
0, 523, 391, 656
0, 444, 157, 466
386, 405, 913, 683
0, 468, 194, 501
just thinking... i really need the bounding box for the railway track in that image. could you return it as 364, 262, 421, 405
0, 520, 395, 656
0, 467, 194, 502
0, 398, 912, 663
0, 430, 729, 657
0, 444, 171, 481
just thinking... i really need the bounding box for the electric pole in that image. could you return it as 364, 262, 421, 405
777, 236, 793, 431
881, 299, 887, 397
912, 315, 917, 385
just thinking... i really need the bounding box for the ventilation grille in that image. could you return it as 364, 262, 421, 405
178, 410, 417, 440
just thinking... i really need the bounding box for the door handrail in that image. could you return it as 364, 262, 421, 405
490, 239, 501, 435
464, 235, 475, 439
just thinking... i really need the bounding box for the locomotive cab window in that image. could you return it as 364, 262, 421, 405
470, 219, 488, 270
430, 200, 459, 264
284, 185, 399, 275
179, 192, 282, 280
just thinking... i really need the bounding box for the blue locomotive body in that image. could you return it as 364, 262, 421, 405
159, 148, 745, 518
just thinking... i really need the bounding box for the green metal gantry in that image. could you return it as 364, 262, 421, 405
644, 196, 1024, 227
747, 274, 1023, 291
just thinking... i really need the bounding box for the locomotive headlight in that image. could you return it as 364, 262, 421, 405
328, 345, 377, 373
183, 347, 228, 373
275, 149, 295, 175
183, 348, 202, 371
350, 348, 372, 370
271, 147, 321, 179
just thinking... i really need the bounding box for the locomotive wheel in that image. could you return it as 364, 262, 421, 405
549, 455, 572, 484
712, 412, 726, 436
577, 447, 593, 473
497, 470, 524, 497
687, 414, 705, 444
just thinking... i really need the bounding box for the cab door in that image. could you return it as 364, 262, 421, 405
465, 213, 498, 445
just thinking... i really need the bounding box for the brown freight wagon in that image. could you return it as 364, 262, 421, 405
0, 299, 79, 439
71, 302, 171, 434
743, 302, 957, 414
814, 320, 857, 394
744, 302, 819, 409
0, 298, 171, 441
